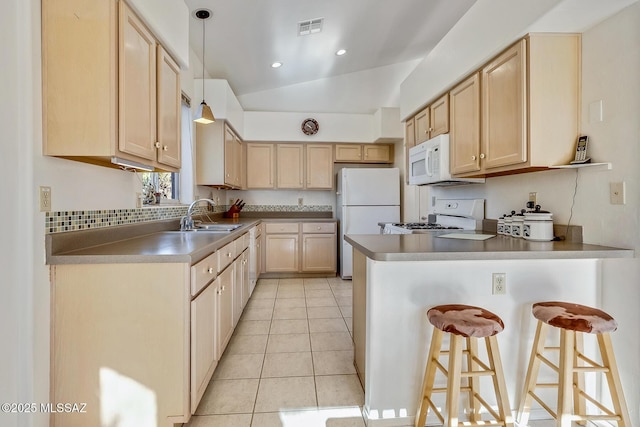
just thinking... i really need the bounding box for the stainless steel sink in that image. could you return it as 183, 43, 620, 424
167, 223, 244, 233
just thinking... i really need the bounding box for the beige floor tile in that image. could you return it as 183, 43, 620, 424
305, 289, 334, 298
312, 350, 356, 375
307, 306, 342, 319
266, 333, 311, 353
234, 320, 271, 336
225, 334, 269, 355
315, 375, 364, 407
213, 354, 264, 379
303, 277, 330, 285
306, 297, 338, 307
274, 297, 306, 308
246, 298, 275, 309
251, 289, 277, 299
278, 278, 304, 286
308, 318, 348, 333
272, 306, 307, 320
276, 288, 305, 299
241, 307, 273, 321
257, 279, 279, 286
270, 319, 309, 335
186, 413, 253, 427
334, 297, 352, 307
251, 408, 363, 427
310, 332, 353, 352
339, 305, 353, 318
304, 282, 332, 290
195, 378, 259, 415
262, 352, 313, 377
331, 289, 353, 298
254, 376, 317, 412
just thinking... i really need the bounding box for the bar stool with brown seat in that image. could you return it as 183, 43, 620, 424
415, 304, 513, 427
517, 301, 630, 427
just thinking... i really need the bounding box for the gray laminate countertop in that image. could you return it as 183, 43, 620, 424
345, 231, 633, 261
47, 217, 338, 265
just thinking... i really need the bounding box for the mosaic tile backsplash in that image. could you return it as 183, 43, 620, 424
45, 204, 333, 234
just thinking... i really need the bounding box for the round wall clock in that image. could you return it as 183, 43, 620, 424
301, 118, 319, 135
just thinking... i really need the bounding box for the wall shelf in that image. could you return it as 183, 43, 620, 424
550, 162, 612, 170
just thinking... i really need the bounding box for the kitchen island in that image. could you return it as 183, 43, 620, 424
345, 232, 633, 427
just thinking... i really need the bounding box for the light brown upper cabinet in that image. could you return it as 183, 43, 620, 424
305, 144, 333, 189
196, 121, 243, 189
450, 73, 481, 175
414, 106, 431, 145
42, 0, 181, 172
462, 34, 580, 177
429, 94, 449, 138
245, 143, 275, 189
334, 144, 393, 163
276, 144, 304, 189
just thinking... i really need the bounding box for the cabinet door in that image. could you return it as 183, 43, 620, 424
482, 39, 527, 170
363, 144, 391, 163
306, 144, 333, 189
450, 73, 481, 175
256, 233, 263, 276
216, 267, 234, 360
191, 283, 217, 413
246, 143, 275, 189
414, 106, 430, 144
156, 45, 181, 168
224, 127, 242, 188
119, 3, 157, 161
302, 234, 336, 272
241, 251, 250, 309
234, 136, 243, 189
276, 144, 304, 188
233, 258, 242, 327
430, 94, 449, 138
265, 234, 299, 272
335, 144, 363, 162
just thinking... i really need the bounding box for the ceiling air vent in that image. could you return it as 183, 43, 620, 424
298, 18, 323, 36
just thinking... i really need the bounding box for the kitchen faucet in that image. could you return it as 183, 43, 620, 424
180, 198, 216, 231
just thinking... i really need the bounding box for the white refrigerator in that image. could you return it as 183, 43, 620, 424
336, 167, 400, 278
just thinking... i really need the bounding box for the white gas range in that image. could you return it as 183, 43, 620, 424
383, 199, 485, 234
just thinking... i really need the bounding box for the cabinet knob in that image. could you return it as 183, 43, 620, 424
429, 127, 433, 132
480, 153, 485, 159
471, 155, 476, 161
317, 226, 321, 230
154, 141, 160, 148
424, 130, 428, 134
208, 267, 214, 274
227, 252, 232, 258
221, 285, 226, 291
163, 145, 168, 151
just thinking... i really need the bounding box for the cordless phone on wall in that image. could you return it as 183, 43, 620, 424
570, 135, 591, 164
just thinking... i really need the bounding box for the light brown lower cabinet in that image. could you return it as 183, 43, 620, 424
263, 221, 337, 274
50, 230, 256, 426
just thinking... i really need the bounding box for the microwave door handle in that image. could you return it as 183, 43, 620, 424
426, 148, 434, 177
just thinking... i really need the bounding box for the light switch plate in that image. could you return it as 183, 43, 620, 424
610, 182, 625, 205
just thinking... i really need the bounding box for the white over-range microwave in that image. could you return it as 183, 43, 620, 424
408, 134, 485, 186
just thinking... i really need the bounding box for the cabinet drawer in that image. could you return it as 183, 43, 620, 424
191, 252, 218, 296
265, 222, 299, 234
256, 223, 263, 236
302, 222, 336, 234
218, 241, 236, 272
237, 232, 250, 253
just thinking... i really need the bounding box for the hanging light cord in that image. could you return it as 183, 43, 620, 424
201, 14, 206, 102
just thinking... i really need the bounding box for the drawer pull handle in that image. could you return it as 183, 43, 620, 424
155, 141, 161, 148
163, 145, 168, 151
208, 267, 214, 274
471, 155, 476, 161
227, 253, 232, 258
317, 226, 321, 230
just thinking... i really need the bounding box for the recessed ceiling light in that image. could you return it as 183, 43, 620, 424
271, 62, 283, 68
336, 49, 347, 56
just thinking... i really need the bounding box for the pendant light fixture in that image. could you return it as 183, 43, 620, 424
193, 9, 215, 124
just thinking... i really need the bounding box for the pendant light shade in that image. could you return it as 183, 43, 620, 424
193, 9, 215, 124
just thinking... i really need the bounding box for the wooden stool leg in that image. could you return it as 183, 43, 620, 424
415, 328, 444, 427
557, 329, 575, 427
486, 335, 514, 427
446, 334, 464, 427
517, 320, 550, 425
597, 333, 631, 427
466, 337, 481, 422
573, 331, 586, 425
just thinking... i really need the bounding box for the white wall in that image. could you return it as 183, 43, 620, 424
411, 4, 640, 422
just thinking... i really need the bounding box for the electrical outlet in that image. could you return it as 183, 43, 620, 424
610, 182, 625, 205
528, 192, 537, 206
136, 192, 142, 208
492, 273, 506, 295
40, 186, 52, 212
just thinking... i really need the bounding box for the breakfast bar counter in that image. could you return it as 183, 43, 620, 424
345, 233, 632, 427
